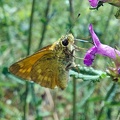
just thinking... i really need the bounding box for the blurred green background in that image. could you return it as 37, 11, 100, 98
0, 0, 120, 120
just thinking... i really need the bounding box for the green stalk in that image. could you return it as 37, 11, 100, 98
23, 0, 36, 119
73, 77, 77, 120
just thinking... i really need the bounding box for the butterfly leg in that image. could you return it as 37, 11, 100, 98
65, 62, 76, 71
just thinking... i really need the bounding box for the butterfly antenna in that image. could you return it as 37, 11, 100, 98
74, 35, 93, 44
66, 13, 81, 35
74, 38, 93, 44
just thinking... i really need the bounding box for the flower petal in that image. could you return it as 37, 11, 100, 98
97, 44, 120, 59
84, 24, 120, 67
84, 46, 97, 66
89, 24, 101, 47
89, 0, 98, 7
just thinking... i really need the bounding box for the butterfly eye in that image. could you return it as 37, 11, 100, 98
62, 38, 69, 46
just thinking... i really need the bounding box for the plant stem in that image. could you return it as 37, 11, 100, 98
38, 0, 52, 48
97, 83, 117, 120
27, 0, 36, 55
68, 0, 74, 33
23, 0, 36, 119
23, 82, 29, 120
73, 77, 76, 120
68, 0, 76, 119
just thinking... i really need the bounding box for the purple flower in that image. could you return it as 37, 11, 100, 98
88, 0, 120, 7
84, 24, 120, 66
117, 68, 120, 74
89, 0, 99, 7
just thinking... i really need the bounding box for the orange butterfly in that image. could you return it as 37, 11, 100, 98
9, 34, 77, 90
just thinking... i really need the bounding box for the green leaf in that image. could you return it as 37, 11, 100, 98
70, 66, 107, 82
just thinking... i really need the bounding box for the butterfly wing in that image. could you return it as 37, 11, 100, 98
31, 53, 69, 89
9, 45, 53, 80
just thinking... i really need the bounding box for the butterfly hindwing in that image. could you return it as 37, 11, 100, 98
31, 53, 69, 89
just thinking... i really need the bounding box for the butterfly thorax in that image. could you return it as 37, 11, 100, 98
52, 34, 75, 69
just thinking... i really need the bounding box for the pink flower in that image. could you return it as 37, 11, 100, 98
88, 0, 120, 7
84, 24, 120, 66
89, 0, 99, 7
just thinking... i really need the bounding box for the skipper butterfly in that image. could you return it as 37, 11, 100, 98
9, 34, 77, 90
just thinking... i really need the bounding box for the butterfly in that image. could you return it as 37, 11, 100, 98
9, 34, 78, 90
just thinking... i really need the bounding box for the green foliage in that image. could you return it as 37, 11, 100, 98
70, 66, 107, 81
0, 0, 120, 120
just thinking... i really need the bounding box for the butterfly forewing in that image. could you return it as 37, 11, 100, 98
9, 47, 53, 80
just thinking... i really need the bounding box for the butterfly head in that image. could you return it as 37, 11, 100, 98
59, 34, 74, 50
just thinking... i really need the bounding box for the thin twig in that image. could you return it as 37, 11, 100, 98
68, 0, 74, 34
73, 77, 76, 120
30, 83, 39, 116
68, 0, 77, 119
97, 83, 117, 120
23, 82, 29, 120
27, 0, 36, 55
38, 0, 52, 48
23, 0, 36, 120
